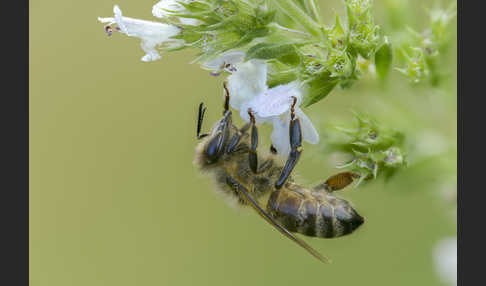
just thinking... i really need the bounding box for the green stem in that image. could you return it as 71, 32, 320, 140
308, 0, 322, 24
270, 23, 312, 37
268, 0, 323, 38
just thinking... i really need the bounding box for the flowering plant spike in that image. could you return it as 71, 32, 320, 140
97, 1, 387, 156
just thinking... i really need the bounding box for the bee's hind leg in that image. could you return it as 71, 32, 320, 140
313, 172, 361, 192
275, 97, 302, 189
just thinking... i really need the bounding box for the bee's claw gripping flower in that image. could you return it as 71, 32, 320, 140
98, 5, 182, 62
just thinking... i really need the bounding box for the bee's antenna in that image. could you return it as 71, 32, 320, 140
197, 102, 208, 140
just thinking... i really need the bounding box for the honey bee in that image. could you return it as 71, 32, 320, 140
194, 83, 365, 263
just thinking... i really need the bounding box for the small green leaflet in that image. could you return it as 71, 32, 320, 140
244, 42, 298, 61
374, 38, 393, 81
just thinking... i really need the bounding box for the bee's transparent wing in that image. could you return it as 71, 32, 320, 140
235, 185, 331, 264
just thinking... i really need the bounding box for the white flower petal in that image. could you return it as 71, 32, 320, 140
267, 109, 319, 156
113, 5, 129, 34
227, 59, 267, 111
98, 5, 182, 62
295, 108, 319, 144
152, 0, 183, 18
153, 0, 200, 26
248, 81, 302, 118
434, 237, 457, 286
97, 17, 116, 25
201, 51, 246, 72
238, 101, 268, 125
179, 18, 199, 25
270, 114, 292, 156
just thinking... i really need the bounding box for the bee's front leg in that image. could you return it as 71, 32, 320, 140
275, 97, 302, 189
247, 109, 259, 173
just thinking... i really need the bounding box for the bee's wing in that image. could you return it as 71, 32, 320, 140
235, 184, 331, 264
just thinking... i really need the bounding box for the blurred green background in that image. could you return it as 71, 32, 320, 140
30, 0, 456, 285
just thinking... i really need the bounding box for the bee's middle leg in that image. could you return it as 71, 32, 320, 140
226, 123, 250, 153
242, 109, 274, 173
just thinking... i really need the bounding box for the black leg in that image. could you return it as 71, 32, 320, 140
226, 175, 330, 263
275, 97, 302, 189
225, 175, 246, 204
224, 80, 251, 153
197, 102, 209, 140
270, 144, 277, 155
313, 172, 360, 192
226, 123, 250, 153
223, 81, 230, 114
248, 109, 259, 173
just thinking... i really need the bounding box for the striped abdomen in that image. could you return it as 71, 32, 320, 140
266, 187, 364, 238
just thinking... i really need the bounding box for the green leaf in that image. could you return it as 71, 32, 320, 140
346, 2, 357, 29
177, 1, 211, 13
230, 27, 270, 50
245, 42, 298, 61
303, 72, 338, 107
257, 9, 276, 26
172, 30, 203, 44
374, 37, 393, 81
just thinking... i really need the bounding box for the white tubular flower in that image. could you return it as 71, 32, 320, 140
245, 82, 319, 156
152, 0, 200, 26
202, 51, 267, 112
226, 59, 268, 113
434, 237, 457, 286
98, 5, 182, 62
203, 52, 319, 156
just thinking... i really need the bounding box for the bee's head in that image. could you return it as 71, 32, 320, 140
200, 110, 233, 165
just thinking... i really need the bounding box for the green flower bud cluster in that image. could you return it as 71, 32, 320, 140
301, 0, 384, 105
168, 0, 277, 61
162, 0, 386, 107
395, 2, 456, 86
345, 0, 381, 59
323, 113, 407, 186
